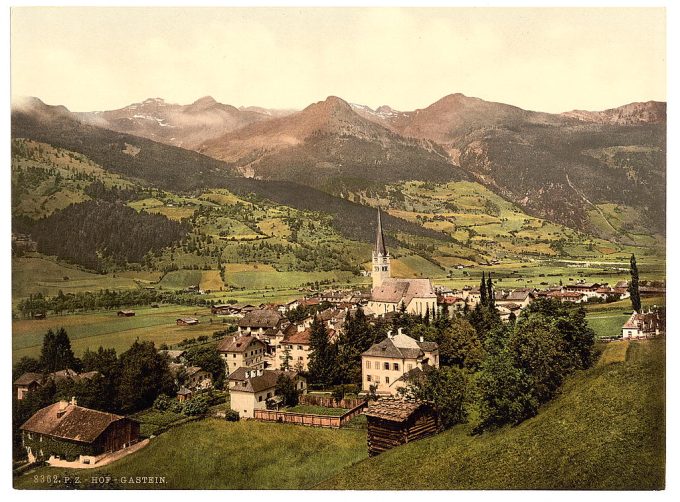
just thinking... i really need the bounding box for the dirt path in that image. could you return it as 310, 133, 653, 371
565, 172, 617, 233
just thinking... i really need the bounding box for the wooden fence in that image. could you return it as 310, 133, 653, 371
254, 402, 367, 429
299, 394, 365, 409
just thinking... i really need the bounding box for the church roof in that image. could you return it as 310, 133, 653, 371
375, 208, 388, 256
371, 278, 436, 305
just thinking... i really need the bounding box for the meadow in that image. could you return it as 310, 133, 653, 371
318, 339, 665, 490
15, 420, 368, 489
12, 305, 225, 362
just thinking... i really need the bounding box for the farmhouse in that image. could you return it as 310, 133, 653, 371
496, 288, 536, 309
14, 372, 43, 401
367, 209, 437, 316
211, 304, 233, 316
621, 309, 664, 339
184, 366, 213, 390
217, 334, 267, 374
238, 309, 287, 335
117, 310, 135, 317
20, 398, 139, 465
365, 399, 439, 456
158, 349, 187, 363
547, 291, 586, 303
361, 329, 439, 396
176, 317, 199, 326
228, 368, 306, 418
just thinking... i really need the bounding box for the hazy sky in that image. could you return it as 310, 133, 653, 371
11, 7, 666, 113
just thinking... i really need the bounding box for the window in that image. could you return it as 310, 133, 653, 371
407, 364, 413, 371
384, 362, 390, 370
374, 361, 380, 369
366, 360, 371, 369
366, 375, 371, 382
393, 363, 399, 371
298, 345, 303, 350
232, 354, 236, 358
258, 396, 263, 402
298, 356, 303, 361
267, 392, 272, 398
375, 376, 380, 383
385, 376, 390, 384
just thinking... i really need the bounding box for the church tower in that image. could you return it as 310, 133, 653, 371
372, 208, 391, 289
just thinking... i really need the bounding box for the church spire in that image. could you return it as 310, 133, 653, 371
376, 207, 388, 256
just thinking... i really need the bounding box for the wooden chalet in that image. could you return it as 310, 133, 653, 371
364, 399, 439, 456
176, 317, 199, 326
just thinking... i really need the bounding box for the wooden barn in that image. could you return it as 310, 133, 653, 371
117, 310, 135, 317
365, 399, 439, 456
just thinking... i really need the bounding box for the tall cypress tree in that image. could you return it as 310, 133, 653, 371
480, 272, 487, 307
629, 254, 642, 312
487, 273, 495, 309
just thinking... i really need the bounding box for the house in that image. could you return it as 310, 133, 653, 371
217, 334, 268, 374
14, 369, 100, 401
177, 387, 193, 402
20, 398, 139, 465
227, 368, 306, 419
184, 366, 213, 390
211, 304, 233, 316
237, 309, 286, 335
158, 349, 187, 364
438, 295, 465, 317
14, 372, 43, 400
496, 288, 536, 309
367, 209, 437, 317
365, 399, 439, 456
361, 329, 439, 396
563, 282, 602, 299
621, 309, 664, 339
547, 291, 586, 303
176, 317, 199, 326
117, 310, 135, 317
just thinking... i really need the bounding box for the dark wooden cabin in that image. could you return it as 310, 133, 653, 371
365, 399, 439, 456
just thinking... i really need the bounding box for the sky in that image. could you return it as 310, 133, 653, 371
10, 7, 666, 113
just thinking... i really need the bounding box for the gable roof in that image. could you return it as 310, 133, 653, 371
238, 309, 284, 329
20, 402, 128, 444
364, 399, 435, 423
371, 278, 436, 305
283, 328, 312, 345
228, 369, 298, 393
14, 372, 43, 386
362, 334, 437, 360
216, 335, 266, 353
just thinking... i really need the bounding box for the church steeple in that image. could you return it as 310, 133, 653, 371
376, 207, 388, 256
372, 208, 390, 289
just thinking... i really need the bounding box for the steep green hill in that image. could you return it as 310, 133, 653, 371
318, 339, 665, 490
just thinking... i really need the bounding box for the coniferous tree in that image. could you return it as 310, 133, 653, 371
39, 328, 78, 373
487, 273, 495, 309
307, 317, 335, 386
480, 272, 487, 306
629, 254, 642, 312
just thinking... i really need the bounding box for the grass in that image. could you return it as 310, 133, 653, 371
15, 419, 368, 489
12, 305, 226, 362
283, 405, 349, 416
131, 409, 190, 438
318, 339, 665, 490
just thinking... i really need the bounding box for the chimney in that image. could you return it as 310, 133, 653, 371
258, 368, 263, 376
420, 336, 424, 343
397, 327, 404, 336
70, 396, 77, 406
386, 330, 393, 339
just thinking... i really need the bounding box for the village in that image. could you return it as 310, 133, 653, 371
12, 209, 665, 473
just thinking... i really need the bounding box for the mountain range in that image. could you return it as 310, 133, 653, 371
12, 92, 666, 238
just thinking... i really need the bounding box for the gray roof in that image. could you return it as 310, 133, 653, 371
362, 334, 438, 360
238, 309, 283, 329
371, 278, 436, 305
216, 335, 266, 353
228, 369, 298, 394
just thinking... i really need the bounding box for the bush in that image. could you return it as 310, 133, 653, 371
182, 394, 210, 416
224, 409, 240, 421
152, 394, 173, 412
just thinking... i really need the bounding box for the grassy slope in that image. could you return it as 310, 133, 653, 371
15, 420, 367, 490
318, 339, 665, 490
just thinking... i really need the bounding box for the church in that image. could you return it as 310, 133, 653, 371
367, 209, 437, 316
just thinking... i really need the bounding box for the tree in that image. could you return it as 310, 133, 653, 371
436, 317, 486, 369
479, 272, 487, 306
487, 273, 495, 309
507, 315, 567, 404
629, 253, 642, 312
307, 317, 336, 386
185, 345, 226, 389
275, 373, 300, 407
116, 340, 175, 413
476, 351, 538, 431
280, 344, 293, 372
401, 366, 468, 429
39, 328, 79, 373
